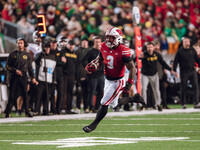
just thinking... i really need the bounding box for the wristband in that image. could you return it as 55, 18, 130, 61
127, 78, 134, 84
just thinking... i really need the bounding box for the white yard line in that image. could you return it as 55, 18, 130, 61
0, 108, 199, 123
1, 137, 190, 148
0, 131, 200, 133
0, 123, 200, 126
112, 118, 200, 120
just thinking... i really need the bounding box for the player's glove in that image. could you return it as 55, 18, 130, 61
85, 62, 97, 73
85, 58, 100, 73
123, 79, 134, 93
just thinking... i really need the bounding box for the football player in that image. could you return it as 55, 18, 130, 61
27, 30, 42, 59
83, 27, 145, 133
57, 36, 69, 51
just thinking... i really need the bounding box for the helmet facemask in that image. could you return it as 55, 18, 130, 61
57, 36, 68, 50
32, 31, 41, 44
105, 27, 123, 49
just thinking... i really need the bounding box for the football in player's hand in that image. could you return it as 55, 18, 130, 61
91, 59, 100, 69
85, 59, 100, 73
85, 62, 97, 73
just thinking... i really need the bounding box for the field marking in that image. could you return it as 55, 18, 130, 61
0, 108, 200, 123
1, 123, 200, 127
0, 131, 200, 133
10, 137, 189, 148
111, 118, 200, 120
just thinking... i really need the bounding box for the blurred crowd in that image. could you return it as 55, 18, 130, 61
1, 0, 200, 117
0, 0, 200, 52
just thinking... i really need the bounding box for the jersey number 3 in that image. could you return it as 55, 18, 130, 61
107, 55, 114, 69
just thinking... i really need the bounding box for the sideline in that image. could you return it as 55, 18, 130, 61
0, 108, 199, 123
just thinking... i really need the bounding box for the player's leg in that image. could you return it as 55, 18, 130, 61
82, 105, 108, 133
116, 93, 145, 108
83, 78, 125, 133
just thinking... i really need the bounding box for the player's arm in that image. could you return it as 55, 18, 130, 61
85, 53, 103, 74
126, 60, 136, 82
124, 60, 136, 93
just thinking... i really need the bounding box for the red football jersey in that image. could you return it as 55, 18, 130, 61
100, 42, 132, 78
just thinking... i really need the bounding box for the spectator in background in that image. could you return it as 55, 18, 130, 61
75, 37, 90, 113
46, 5, 56, 27
62, 40, 77, 114
109, 14, 120, 27
67, 15, 82, 36
139, 42, 173, 111
186, 23, 198, 46
2, 3, 11, 21
56, 36, 68, 114
52, 37, 66, 114
164, 12, 180, 54
82, 36, 104, 113
4, 38, 38, 118
154, 40, 169, 109
55, 13, 68, 34
49, 38, 58, 114
31, 42, 57, 115
175, 19, 187, 42
99, 17, 112, 36
0, 24, 5, 53
56, 27, 68, 42
165, 60, 181, 104
17, 16, 34, 39
86, 17, 100, 35
48, 25, 57, 38
173, 37, 200, 109
160, 33, 169, 55
193, 43, 200, 105
26, 12, 36, 25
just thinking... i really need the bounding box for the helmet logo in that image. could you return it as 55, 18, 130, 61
116, 29, 123, 36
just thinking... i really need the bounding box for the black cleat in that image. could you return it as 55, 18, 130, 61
66, 111, 77, 114
83, 125, 96, 133
25, 112, 33, 117
157, 105, 162, 112
4, 113, 11, 118
130, 93, 145, 105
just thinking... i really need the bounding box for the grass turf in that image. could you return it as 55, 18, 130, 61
0, 112, 200, 150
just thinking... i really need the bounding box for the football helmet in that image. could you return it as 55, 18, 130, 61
105, 27, 123, 48
57, 36, 68, 50
32, 31, 41, 43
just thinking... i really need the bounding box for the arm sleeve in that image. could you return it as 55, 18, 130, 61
81, 50, 90, 67
173, 51, 179, 71
35, 53, 42, 66
193, 48, 200, 66
27, 54, 35, 78
157, 53, 172, 71
122, 47, 132, 63
6, 52, 17, 73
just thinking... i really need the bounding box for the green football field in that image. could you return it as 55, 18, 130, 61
0, 110, 200, 150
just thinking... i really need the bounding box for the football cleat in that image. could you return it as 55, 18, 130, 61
4, 113, 11, 118
25, 112, 33, 117
83, 125, 96, 133
157, 105, 162, 112
130, 93, 145, 105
